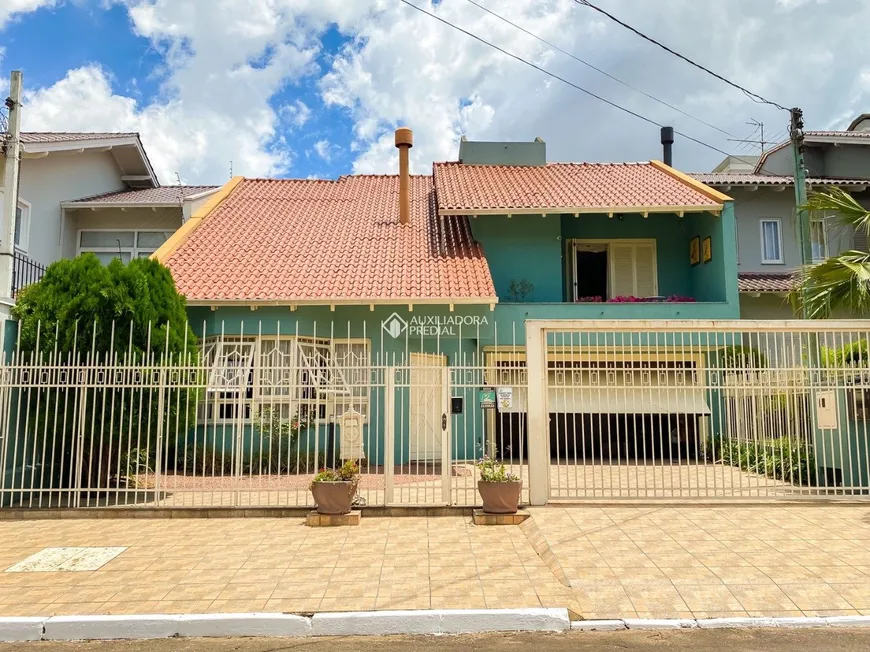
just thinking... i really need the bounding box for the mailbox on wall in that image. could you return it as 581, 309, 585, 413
816, 391, 838, 430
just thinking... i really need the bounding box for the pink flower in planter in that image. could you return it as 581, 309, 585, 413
575, 296, 603, 303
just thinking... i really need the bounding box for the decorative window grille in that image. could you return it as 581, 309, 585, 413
199, 336, 370, 423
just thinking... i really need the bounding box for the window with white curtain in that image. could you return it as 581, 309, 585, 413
760, 219, 783, 264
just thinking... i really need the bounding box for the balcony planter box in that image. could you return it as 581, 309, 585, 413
477, 480, 522, 514
310, 481, 355, 515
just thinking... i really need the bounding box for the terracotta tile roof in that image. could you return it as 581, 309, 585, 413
165, 176, 496, 303
805, 130, 870, 139
691, 173, 866, 186
65, 186, 219, 206
738, 272, 795, 293
433, 162, 723, 213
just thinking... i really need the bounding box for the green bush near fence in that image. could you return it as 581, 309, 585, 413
708, 435, 816, 486
11, 254, 198, 493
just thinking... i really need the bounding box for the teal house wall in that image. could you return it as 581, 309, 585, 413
469, 202, 739, 317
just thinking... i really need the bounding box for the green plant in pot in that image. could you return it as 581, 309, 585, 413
309, 459, 360, 515
476, 456, 522, 514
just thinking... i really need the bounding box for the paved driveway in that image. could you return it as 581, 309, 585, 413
533, 505, 870, 619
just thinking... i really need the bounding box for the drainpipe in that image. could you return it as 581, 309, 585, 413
395, 127, 413, 225
1, 71, 22, 301
661, 126, 674, 167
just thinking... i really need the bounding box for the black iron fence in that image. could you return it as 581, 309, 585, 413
11, 251, 47, 298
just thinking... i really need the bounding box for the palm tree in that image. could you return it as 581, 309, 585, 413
789, 188, 870, 318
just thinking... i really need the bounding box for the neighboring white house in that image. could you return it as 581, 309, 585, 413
692, 116, 870, 319
0, 131, 217, 319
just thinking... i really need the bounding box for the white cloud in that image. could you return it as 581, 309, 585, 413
280, 99, 312, 128
11, 0, 870, 183
313, 138, 332, 162
16, 0, 354, 182
0, 0, 58, 29
319, 0, 870, 174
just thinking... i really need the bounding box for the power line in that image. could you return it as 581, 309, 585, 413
463, 0, 736, 138
398, 0, 759, 167
574, 0, 790, 112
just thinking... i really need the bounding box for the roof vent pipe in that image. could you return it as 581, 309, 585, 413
395, 127, 413, 225
661, 126, 674, 167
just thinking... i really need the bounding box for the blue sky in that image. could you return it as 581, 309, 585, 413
2, 1, 869, 185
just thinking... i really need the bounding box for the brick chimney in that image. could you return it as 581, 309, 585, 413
395, 127, 413, 225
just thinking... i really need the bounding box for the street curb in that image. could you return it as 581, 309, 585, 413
177, 613, 312, 638
3, 611, 870, 641
0, 617, 46, 641
43, 615, 180, 640
312, 609, 570, 636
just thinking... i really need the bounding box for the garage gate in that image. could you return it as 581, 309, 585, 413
522, 320, 870, 501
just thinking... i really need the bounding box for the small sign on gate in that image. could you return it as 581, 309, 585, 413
496, 386, 513, 410
479, 386, 496, 409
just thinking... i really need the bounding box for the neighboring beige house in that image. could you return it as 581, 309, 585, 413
0, 131, 217, 319
691, 115, 870, 319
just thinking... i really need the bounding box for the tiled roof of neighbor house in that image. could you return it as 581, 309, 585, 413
433, 162, 724, 213
65, 186, 219, 206
690, 173, 866, 186
805, 129, 870, 139
754, 130, 870, 174
165, 176, 497, 303
17, 132, 140, 144
738, 272, 795, 293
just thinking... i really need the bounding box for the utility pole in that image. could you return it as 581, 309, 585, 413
0, 71, 22, 302
790, 107, 812, 318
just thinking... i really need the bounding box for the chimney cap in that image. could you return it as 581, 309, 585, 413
395, 126, 413, 148
661, 126, 675, 145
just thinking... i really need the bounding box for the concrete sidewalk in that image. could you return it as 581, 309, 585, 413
0, 505, 868, 619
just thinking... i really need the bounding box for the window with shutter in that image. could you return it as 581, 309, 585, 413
572, 239, 658, 300
610, 244, 636, 297
633, 244, 657, 297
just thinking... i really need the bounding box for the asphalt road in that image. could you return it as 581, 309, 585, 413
1, 629, 869, 652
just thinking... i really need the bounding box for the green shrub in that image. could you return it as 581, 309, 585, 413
11, 255, 198, 490
708, 435, 815, 486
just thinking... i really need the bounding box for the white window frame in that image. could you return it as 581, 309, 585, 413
810, 213, 829, 263
571, 238, 658, 300
200, 335, 371, 424
0, 191, 31, 253
760, 218, 784, 265
77, 228, 175, 262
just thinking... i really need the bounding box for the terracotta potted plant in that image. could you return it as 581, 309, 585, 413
309, 460, 360, 515
476, 456, 522, 514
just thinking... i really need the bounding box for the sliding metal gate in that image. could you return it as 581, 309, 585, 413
525, 320, 870, 501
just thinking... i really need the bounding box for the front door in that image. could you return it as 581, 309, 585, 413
408, 353, 446, 461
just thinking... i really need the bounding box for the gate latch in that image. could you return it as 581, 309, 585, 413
441, 413, 447, 431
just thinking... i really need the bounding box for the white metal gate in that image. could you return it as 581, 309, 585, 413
524, 320, 870, 501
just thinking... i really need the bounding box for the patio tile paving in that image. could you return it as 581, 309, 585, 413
0, 505, 869, 619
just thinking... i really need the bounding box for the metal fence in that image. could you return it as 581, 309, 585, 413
525, 320, 870, 500
2, 318, 869, 508
11, 251, 47, 298
0, 319, 528, 509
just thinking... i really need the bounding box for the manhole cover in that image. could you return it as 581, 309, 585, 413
5, 547, 127, 572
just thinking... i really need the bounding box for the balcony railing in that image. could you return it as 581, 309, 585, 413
11, 251, 47, 298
